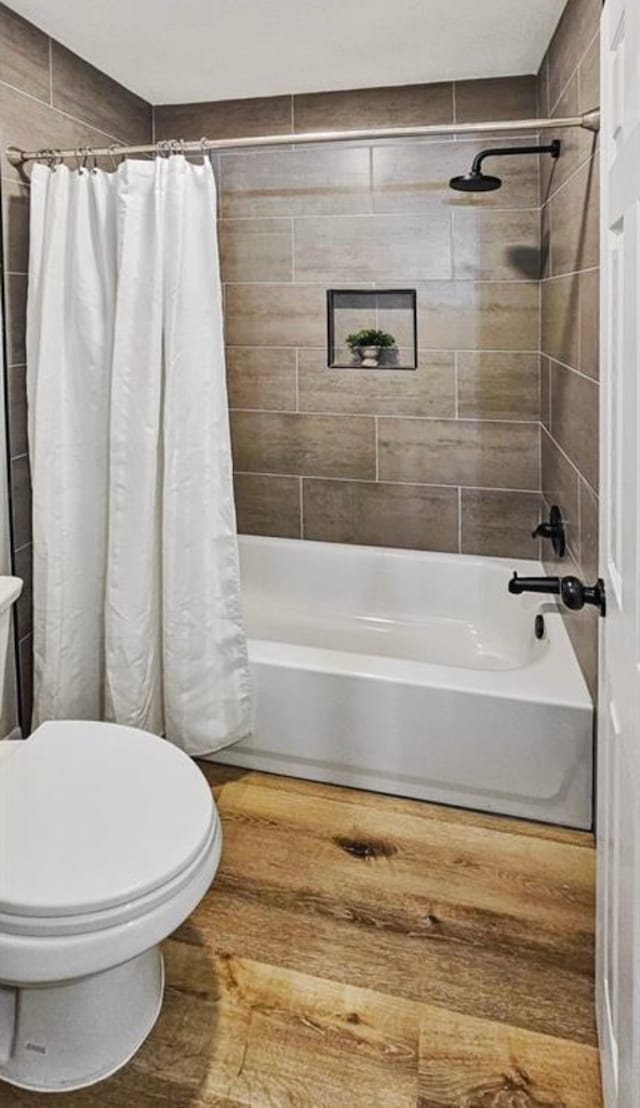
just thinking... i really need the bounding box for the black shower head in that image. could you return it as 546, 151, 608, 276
449, 171, 502, 192
449, 139, 561, 193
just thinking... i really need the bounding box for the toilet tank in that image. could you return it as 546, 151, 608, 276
0, 577, 22, 716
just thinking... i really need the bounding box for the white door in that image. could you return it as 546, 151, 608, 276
598, 1, 640, 1105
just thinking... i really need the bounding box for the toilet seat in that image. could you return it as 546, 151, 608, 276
0, 720, 217, 920
0, 721, 222, 986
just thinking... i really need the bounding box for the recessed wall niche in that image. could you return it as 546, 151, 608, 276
327, 289, 417, 370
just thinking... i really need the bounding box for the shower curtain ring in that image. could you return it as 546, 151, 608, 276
107, 143, 121, 170
86, 147, 98, 174
156, 139, 170, 158
47, 149, 63, 172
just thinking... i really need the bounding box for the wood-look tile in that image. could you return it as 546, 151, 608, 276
547, 0, 601, 110
293, 212, 451, 282
456, 352, 540, 421
541, 354, 552, 432
0, 81, 117, 184
541, 427, 580, 553
580, 268, 599, 381
541, 274, 580, 370
378, 419, 539, 490
6, 361, 27, 459
579, 32, 600, 115
372, 140, 539, 213
417, 281, 539, 352
155, 95, 292, 141
10, 454, 32, 549
550, 362, 599, 493
454, 75, 537, 123
51, 42, 151, 144
579, 477, 599, 583
230, 410, 376, 479
540, 198, 551, 276
298, 348, 455, 418
233, 473, 301, 539
417, 1006, 601, 1108
293, 83, 453, 133
219, 217, 292, 283
226, 347, 297, 411
193, 775, 596, 1043
537, 54, 550, 119
549, 157, 599, 276
461, 489, 542, 559
541, 73, 595, 203
2, 179, 29, 274
0, 5, 49, 102
224, 284, 327, 347
5, 273, 26, 366
452, 209, 540, 280
302, 478, 459, 552
221, 146, 371, 218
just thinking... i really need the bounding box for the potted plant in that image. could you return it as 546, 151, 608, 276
345, 328, 396, 367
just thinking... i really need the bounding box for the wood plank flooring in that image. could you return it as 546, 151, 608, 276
3, 766, 602, 1108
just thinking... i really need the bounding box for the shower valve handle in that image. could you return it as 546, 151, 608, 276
508, 572, 606, 617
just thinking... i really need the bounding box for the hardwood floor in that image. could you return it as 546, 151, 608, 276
4, 766, 602, 1108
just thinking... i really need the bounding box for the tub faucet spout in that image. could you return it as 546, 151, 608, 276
509, 572, 606, 616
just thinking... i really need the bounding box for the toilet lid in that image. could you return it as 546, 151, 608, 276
0, 721, 217, 918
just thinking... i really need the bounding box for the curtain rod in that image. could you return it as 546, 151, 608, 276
7, 109, 600, 165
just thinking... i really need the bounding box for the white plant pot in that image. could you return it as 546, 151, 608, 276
358, 345, 381, 367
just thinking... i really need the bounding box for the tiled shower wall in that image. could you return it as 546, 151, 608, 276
0, 2, 152, 726
0, 2, 601, 717
538, 0, 601, 697
156, 77, 545, 560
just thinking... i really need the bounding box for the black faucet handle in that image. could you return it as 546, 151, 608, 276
531, 505, 566, 558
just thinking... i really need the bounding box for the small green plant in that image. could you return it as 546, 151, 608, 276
346, 328, 396, 349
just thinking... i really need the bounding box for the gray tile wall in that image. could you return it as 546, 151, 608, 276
0, 3, 152, 727
157, 75, 545, 564
538, 0, 601, 698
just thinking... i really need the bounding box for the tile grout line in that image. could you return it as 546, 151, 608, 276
545, 353, 600, 385
548, 26, 600, 118
234, 470, 542, 495
540, 425, 598, 500
231, 408, 542, 425
0, 77, 133, 148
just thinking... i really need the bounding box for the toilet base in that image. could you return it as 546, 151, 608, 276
0, 946, 164, 1092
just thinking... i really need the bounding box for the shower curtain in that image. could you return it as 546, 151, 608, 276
26, 155, 253, 755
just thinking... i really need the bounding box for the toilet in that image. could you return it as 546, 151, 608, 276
0, 579, 222, 1092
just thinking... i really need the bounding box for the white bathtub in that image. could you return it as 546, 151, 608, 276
211, 536, 593, 828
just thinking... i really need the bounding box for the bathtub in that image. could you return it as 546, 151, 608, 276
211, 536, 593, 828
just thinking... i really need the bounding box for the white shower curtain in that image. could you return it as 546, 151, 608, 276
26, 155, 253, 755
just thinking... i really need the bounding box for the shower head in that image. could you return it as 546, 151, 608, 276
449, 139, 561, 193
449, 171, 502, 192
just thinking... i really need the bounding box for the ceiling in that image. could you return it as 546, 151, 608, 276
7, 0, 568, 105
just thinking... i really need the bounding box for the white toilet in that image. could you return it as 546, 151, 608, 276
0, 578, 222, 1092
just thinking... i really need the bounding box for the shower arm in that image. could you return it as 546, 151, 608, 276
6, 110, 600, 166
470, 140, 561, 176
